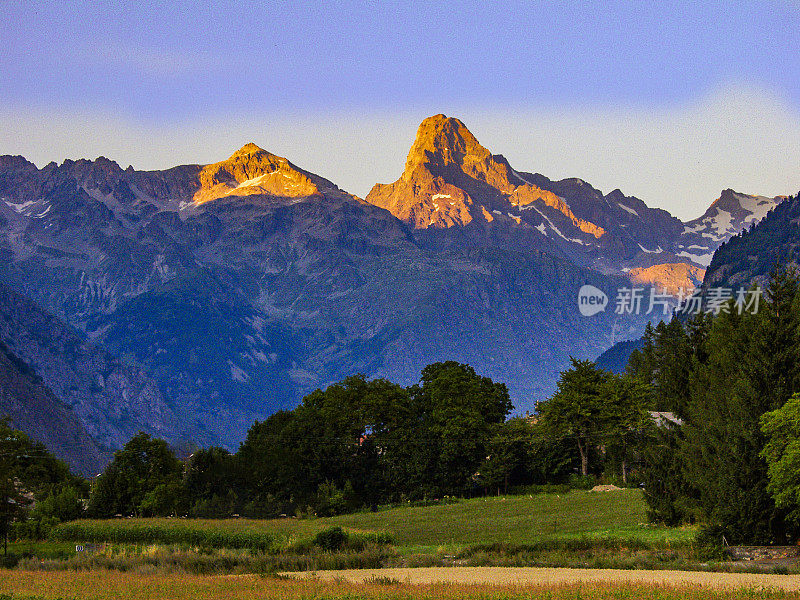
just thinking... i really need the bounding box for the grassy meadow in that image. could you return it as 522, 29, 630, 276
52, 489, 693, 553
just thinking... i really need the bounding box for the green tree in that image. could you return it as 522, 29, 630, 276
536, 358, 612, 477
628, 314, 711, 419
640, 423, 696, 525
0, 417, 83, 548
236, 410, 305, 516
682, 266, 800, 543
234, 365, 512, 509
140, 482, 189, 517
412, 362, 512, 496
479, 418, 534, 495
601, 373, 653, 485
761, 394, 800, 524
88, 433, 183, 517
527, 419, 580, 484
184, 447, 236, 517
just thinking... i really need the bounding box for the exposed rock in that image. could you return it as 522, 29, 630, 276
0, 284, 179, 451
628, 263, 706, 295
193, 144, 323, 204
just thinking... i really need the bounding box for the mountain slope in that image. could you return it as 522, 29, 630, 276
0, 284, 178, 450
0, 123, 789, 450
703, 192, 800, 289
0, 142, 651, 446
678, 189, 786, 267
0, 338, 103, 474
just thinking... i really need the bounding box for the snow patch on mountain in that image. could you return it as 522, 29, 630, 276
638, 243, 663, 254
531, 206, 588, 245
677, 250, 714, 266
710, 209, 733, 236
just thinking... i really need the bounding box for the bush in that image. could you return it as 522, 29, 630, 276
568, 474, 597, 490
512, 483, 571, 495
313, 526, 348, 551
0, 554, 20, 568
35, 487, 84, 522
190, 492, 237, 518
10, 516, 59, 541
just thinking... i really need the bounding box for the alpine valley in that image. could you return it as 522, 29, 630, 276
0, 115, 787, 470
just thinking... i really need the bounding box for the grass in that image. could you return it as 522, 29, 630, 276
29, 490, 719, 574
36, 490, 707, 573
52, 489, 690, 554
1, 490, 796, 593
0, 571, 797, 600
49, 521, 277, 551
322, 489, 693, 550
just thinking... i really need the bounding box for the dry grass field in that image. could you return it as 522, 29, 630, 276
287, 566, 800, 591
0, 569, 798, 600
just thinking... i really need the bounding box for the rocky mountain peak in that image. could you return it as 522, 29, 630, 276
366, 114, 606, 237
233, 142, 266, 157
193, 144, 321, 204
402, 114, 490, 176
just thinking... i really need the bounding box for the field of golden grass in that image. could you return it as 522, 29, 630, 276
0, 569, 798, 600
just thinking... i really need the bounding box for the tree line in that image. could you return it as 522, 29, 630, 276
84, 359, 655, 520
88, 362, 549, 518
627, 265, 800, 544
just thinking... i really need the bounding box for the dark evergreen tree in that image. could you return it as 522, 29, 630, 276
682, 266, 800, 543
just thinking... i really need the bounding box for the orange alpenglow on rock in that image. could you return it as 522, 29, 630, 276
628, 263, 706, 296
366, 114, 604, 239
193, 143, 321, 205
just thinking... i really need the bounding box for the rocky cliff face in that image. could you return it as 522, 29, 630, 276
366, 115, 606, 239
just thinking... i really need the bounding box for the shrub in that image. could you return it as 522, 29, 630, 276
568, 473, 597, 490
313, 526, 348, 551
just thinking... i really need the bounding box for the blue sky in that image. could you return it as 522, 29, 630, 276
2, 1, 799, 219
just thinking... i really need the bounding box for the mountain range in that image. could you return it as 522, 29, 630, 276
0, 114, 788, 467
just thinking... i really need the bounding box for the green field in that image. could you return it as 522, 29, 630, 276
52, 489, 695, 553
324, 489, 693, 549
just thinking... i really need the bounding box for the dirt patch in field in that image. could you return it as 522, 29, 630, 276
284, 566, 800, 591
590, 484, 623, 492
